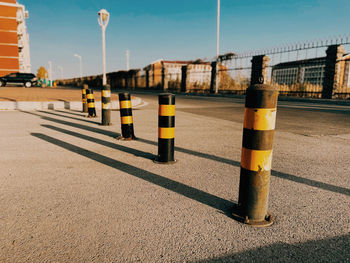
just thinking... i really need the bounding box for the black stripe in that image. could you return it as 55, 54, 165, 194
102, 97, 110, 104
120, 108, 133, 117
87, 99, 95, 103
158, 138, 175, 162
159, 116, 175, 128
245, 86, 278, 108
159, 93, 175, 105
119, 92, 131, 101
242, 129, 274, 150
86, 89, 94, 95
121, 124, 134, 139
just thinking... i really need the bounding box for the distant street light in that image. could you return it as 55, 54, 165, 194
98, 9, 110, 86
57, 65, 63, 79
74, 53, 83, 78
48, 61, 52, 86
126, 50, 130, 71
215, 0, 220, 94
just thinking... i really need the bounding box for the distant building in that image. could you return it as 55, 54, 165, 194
0, 0, 31, 77
143, 59, 226, 87
272, 54, 350, 87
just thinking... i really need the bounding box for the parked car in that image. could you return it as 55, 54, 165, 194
0, 72, 37, 88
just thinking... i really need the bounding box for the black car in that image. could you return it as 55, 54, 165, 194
0, 72, 37, 88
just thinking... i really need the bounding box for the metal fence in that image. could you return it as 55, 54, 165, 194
59, 35, 350, 100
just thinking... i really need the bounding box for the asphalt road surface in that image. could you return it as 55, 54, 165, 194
0, 92, 349, 262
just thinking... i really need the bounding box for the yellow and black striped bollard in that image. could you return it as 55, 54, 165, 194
101, 85, 111, 125
86, 88, 97, 118
82, 84, 88, 113
232, 84, 278, 227
117, 92, 135, 140
154, 93, 176, 164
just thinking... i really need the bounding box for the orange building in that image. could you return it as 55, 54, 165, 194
0, 0, 30, 77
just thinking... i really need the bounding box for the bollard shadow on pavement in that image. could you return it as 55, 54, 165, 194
22, 111, 350, 198
31, 132, 235, 217
37, 110, 100, 125
55, 109, 86, 117
41, 124, 155, 160
192, 233, 350, 263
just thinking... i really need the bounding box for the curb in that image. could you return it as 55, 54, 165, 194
0, 97, 142, 111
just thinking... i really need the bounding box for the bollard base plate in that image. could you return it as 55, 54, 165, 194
153, 159, 177, 165
116, 135, 136, 141
232, 208, 274, 227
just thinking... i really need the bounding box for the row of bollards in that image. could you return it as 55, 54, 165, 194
79, 84, 278, 227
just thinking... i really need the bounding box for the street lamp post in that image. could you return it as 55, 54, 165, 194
98, 9, 111, 126
74, 53, 82, 78
215, 0, 220, 94
48, 61, 52, 87
98, 9, 110, 86
57, 65, 63, 79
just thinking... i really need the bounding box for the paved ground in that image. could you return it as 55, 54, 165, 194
0, 89, 350, 262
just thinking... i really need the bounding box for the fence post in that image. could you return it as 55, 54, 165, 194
233, 83, 278, 227
322, 45, 345, 99
250, 55, 270, 85
134, 70, 139, 90
146, 69, 150, 89
210, 61, 216, 93
162, 62, 168, 91
181, 65, 188, 92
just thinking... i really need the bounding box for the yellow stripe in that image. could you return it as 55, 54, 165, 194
241, 147, 272, 172
244, 108, 276, 130
102, 90, 111, 97
87, 94, 94, 99
82, 89, 86, 94
159, 127, 175, 139
102, 103, 111, 109
88, 103, 95, 108
82, 99, 87, 103
121, 116, 133, 124
120, 100, 131, 109
159, 105, 175, 116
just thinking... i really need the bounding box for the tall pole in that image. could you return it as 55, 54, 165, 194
215, 0, 220, 94
57, 66, 63, 79
126, 50, 130, 71
102, 27, 107, 85
74, 54, 82, 78
48, 61, 52, 87
98, 9, 111, 125
79, 56, 82, 78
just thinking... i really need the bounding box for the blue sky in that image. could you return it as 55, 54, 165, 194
20, 0, 350, 79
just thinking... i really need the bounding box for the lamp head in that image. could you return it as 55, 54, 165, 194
98, 9, 110, 28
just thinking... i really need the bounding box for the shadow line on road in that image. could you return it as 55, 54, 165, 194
31, 132, 235, 217
55, 109, 86, 117
193, 233, 350, 263
41, 124, 155, 160
37, 110, 100, 125
22, 111, 350, 197
21, 110, 120, 137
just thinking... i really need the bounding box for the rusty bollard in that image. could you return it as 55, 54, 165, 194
117, 92, 136, 140
86, 88, 97, 118
232, 84, 278, 227
101, 84, 111, 126
82, 84, 88, 113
